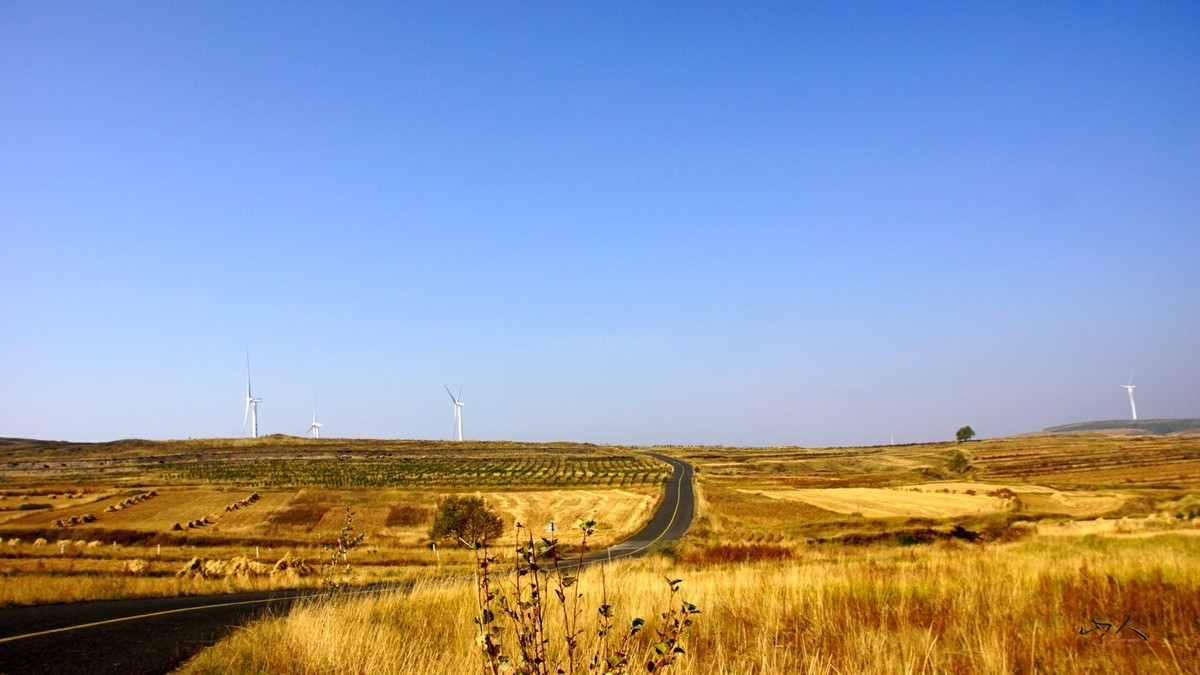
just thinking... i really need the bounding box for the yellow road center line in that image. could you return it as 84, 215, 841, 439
607, 459, 687, 560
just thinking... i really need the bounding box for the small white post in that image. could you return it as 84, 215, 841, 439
157, 544, 161, 557
256, 546, 260, 560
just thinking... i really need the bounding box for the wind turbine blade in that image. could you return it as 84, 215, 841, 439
458, 386, 463, 402
242, 400, 250, 435
446, 385, 457, 402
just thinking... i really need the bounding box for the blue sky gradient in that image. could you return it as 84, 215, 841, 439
2, 2, 1197, 445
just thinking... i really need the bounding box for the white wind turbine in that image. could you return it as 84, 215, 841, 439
308, 397, 323, 438
1120, 375, 1138, 421
242, 351, 262, 438
446, 386, 464, 441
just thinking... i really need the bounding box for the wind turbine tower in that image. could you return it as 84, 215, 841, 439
243, 351, 262, 438
446, 386, 464, 441
1120, 377, 1137, 421
308, 398, 323, 439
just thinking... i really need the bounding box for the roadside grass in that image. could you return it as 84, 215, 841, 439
181, 536, 1200, 674
0, 568, 325, 606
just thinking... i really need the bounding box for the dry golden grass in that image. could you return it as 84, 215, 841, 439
739, 482, 1129, 520
483, 488, 657, 549
672, 434, 1199, 550
743, 486, 1004, 518
0, 567, 321, 606
669, 433, 1199, 490
2, 487, 281, 531
0, 438, 673, 605
962, 434, 1200, 488
0, 483, 657, 606
7, 429, 1199, 675
181, 536, 1200, 674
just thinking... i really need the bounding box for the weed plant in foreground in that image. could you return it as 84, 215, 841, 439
180, 535, 1198, 674
468, 519, 700, 674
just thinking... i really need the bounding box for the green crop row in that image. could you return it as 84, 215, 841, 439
163, 456, 667, 488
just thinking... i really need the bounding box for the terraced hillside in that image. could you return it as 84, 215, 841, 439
968, 434, 1200, 488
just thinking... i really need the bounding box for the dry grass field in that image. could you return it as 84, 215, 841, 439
171, 432, 1200, 673
0, 484, 658, 606
738, 483, 1126, 520
968, 434, 1200, 488
669, 434, 1198, 550
0, 438, 666, 606
744, 486, 1006, 518
182, 537, 1200, 674
5, 432, 1199, 672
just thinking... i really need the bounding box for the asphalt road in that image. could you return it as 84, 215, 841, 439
0, 453, 694, 675
591, 452, 694, 563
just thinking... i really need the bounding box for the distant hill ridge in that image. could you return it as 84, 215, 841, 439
1044, 419, 1200, 436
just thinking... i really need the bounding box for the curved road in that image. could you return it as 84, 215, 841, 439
0, 453, 693, 675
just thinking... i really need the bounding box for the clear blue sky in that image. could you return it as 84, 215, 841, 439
2, 2, 1197, 446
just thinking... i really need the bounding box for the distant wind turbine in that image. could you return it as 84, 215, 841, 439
1120, 376, 1138, 421
242, 350, 262, 438
446, 386, 464, 441
308, 397, 323, 439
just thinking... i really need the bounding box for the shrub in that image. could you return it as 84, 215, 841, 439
683, 543, 793, 565
17, 503, 52, 511
949, 450, 972, 473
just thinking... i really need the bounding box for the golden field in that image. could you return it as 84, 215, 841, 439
4, 432, 1199, 672
0, 484, 656, 606
182, 536, 1200, 674
171, 432, 1200, 673
0, 438, 665, 606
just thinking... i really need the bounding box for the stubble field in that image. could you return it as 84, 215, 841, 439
0, 438, 666, 605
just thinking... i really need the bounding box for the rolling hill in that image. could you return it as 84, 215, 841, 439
1043, 419, 1200, 436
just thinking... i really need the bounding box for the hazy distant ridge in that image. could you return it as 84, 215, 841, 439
1044, 419, 1200, 436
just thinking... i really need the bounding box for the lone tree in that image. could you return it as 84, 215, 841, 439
429, 495, 503, 546
956, 425, 976, 443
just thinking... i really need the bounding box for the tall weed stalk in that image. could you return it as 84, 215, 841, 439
465, 520, 700, 674
321, 507, 366, 593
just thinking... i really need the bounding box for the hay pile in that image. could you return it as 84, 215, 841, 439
176, 553, 314, 580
